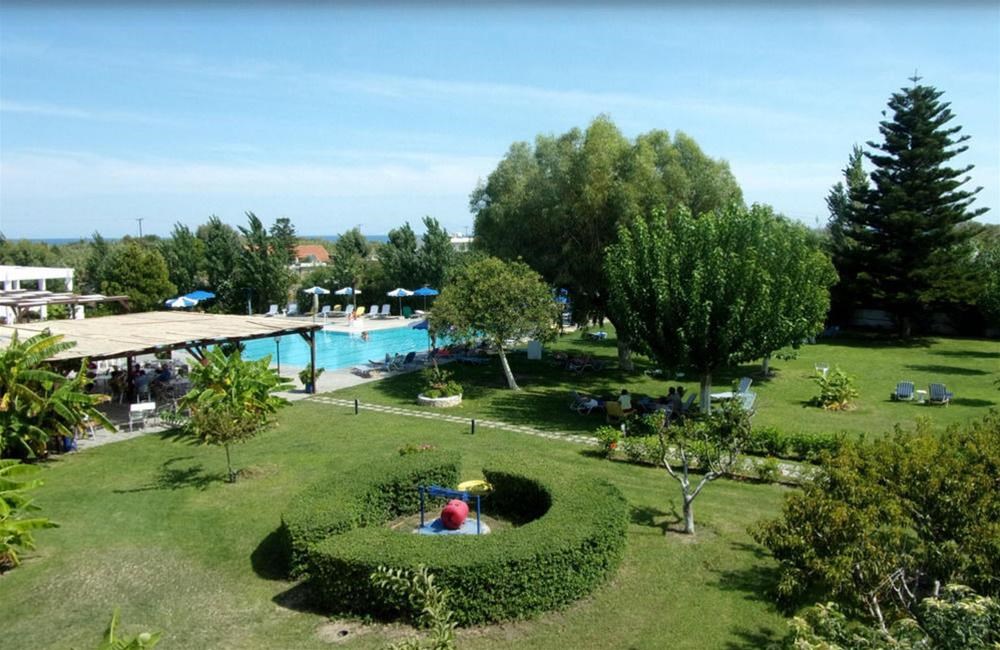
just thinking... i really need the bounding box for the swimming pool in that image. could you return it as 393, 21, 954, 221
242, 325, 438, 370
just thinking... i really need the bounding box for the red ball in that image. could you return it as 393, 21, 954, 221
440, 499, 469, 530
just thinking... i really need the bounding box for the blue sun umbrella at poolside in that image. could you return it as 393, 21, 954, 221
412, 285, 439, 310
184, 290, 216, 302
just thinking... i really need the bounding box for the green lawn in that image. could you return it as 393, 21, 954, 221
3, 400, 790, 650
332, 329, 999, 438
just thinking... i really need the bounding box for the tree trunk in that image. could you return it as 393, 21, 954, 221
497, 347, 520, 391
699, 372, 712, 414
224, 444, 236, 483
683, 495, 695, 534
761, 354, 771, 376
617, 339, 635, 372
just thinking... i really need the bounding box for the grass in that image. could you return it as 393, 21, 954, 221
331, 328, 999, 438
2, 400, 790, 650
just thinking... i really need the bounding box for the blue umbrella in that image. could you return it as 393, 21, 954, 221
185, 290, 216, 301
412, 285, 439, 310
410, 318, 429, 330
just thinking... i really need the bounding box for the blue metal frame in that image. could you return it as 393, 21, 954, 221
419, 484, 482, 535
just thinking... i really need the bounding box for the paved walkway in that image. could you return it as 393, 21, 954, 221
307, 395, 598, 446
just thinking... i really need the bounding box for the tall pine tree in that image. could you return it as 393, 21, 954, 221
825, 145, 869, 322
843, 77, 987, 335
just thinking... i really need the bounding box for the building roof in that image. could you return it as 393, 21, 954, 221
0, 312, 322, 361
294, 244, 330, 263
1, 264, 74, 282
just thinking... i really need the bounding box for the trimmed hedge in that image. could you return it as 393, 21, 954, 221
280, 451, 460, 573
280, 452, 627, 625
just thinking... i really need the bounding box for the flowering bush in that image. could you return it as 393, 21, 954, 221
595, 426, 621, 458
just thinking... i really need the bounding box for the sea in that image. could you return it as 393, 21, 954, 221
22, 235, 390, 246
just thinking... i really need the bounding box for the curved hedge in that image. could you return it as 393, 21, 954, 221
280, 452, 627, 625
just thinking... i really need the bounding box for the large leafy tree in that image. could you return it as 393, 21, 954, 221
752, 413, 1000, 630
430, 257, 560, 390
329, 226, 371, 292
472, 116, 742, 369
606, 204, 835, 412
0, 331, 114, 458
236, 212, 293, 314
197, 216, 243, 313
178, 347, 291, 482
158, 223, 206, 295
94, 238, 176, 312
837, 78, 988, 335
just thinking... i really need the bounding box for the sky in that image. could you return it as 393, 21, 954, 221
1, 3, 998, 240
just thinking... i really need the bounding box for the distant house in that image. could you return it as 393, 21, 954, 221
449, 233, 473, 252
293, 244, 330, 268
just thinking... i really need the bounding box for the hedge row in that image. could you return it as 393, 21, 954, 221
744, 426, 843, 461
282, 452, 628, 625
280, 451, 460, 573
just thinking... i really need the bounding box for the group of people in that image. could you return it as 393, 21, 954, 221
577, 386, 689, 420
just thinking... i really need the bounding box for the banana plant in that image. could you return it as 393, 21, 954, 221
0, 460, 57, 572
0, 330, 115, 458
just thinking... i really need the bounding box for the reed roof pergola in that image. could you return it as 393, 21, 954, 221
0, 312, 324, 390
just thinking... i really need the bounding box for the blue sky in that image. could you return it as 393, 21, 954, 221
1, 4, 998, 239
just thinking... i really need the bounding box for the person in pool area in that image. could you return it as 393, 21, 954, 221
361, 331, 370, 342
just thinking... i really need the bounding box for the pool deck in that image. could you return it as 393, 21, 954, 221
283, 313, 427, 334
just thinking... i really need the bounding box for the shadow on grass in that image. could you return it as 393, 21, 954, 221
813, 333, 934, 349
932, 349, 1000, 360
713, 542, 785, 608
903, 363, 991, 376
950, 397, 998, 408
251, 527, 291, 581
723, 626, 783, 650
272, 581, 328, 615
113, 456, 224, 493
629, 504, 680, 535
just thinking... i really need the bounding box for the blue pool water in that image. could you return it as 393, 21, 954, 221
242, 325, 437, 370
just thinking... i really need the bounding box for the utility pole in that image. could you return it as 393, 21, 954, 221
135, 218, 145, 238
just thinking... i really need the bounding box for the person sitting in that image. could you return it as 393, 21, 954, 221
618, 389, 635, 415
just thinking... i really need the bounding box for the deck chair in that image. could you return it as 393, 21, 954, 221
739, 391, 758, 414
263, 304, 279, 317
128, 401, 157, 432
709, 376, 753, 401
681, 393, 697, 414
402, 351, 417, 367
354, 306, 366, 319
570, 391, 600, 414
402, 306, 414, 319
378, 304, 391, 319
928, 383, 953, 405
286, 303, 299, 317
891, 381, 915, 401
605, 401, 627, 424
318, 305, 332, 319
366, 305, 379, 318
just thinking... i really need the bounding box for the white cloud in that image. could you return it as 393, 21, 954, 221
0, 100, 171, 125
0, 150, 498, 199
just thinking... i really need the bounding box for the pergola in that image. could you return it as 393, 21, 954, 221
0, 289, 131, 324
0, 311, 324, 392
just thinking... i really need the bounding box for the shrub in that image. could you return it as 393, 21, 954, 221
811, 366, 859, 410
298, 363, 325, 387
398, 443, 437, 456
594, 426, 620, 457
281, 451, 461, 574
283, 452, 627, 625
746, 427, 843, 462
620, 435, 660, 465
420, 365, 462, 399
753, 456, 781, 483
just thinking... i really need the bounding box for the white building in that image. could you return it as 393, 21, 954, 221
0, 265, 75, 322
